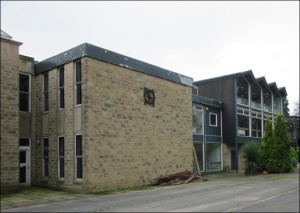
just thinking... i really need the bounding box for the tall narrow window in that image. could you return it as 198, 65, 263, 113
43, 72, 49, 111
43, 138, 49, 177
19, 73, 30, 112
58, 136, 64, 178
75, 134, 82, 180
58, 67, 65, 109
75, 61, 82, 105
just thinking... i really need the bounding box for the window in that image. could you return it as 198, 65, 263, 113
206, 143, 222, 171
58, 136, 64, 178
209, 113, 217, 127
43, 138, 49, 177
251, 83, 262, 109
43, 72, 49, 111
19, 138, 30, 146
75, 134, 82, 180
192, 104, 204, 135
252, 117, 262, 138
58, 67, 65, 109
237, 77, 249, 106
194, 142, 204, 172
19, 73, 30, 112
238, 114, 250, 136
75, 61, 82, 105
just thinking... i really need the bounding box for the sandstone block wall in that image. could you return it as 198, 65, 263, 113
82, 57, 194, 191
0, 39, 20, 192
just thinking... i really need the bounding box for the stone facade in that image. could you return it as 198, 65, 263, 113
82, 57, 193, 191
1, 37, 22, 192
32, 56, 193, 191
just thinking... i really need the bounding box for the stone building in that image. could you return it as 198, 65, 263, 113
1, 31, 289, 193
1, 31, 197, 192
1, 30, 35, 192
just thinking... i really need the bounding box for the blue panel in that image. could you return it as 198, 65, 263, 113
237, 137, 262, 143
206, 136, 222, 142
193, 135, 204, 142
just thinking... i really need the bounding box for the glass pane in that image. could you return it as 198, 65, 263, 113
238, 115, 249, 136
210, 114, 217, 126
192, 110, 203, 134
76, 84, 82, 105
59, 137, 64, 156
44, 139, 49, 157
206, 143, 221, 171
77, 157, 82, 179
76, 61, 81, 82
237, 77, 249, 105
19, 151, 26, 164
194, 143, 204, 171
44, 158, 49, 176
19, 74, 29, 92
59, 158, 64, 178
59, 88, 65, 108
44, 73, 49, 92
59, 68, 64, 87
44, 93, 49, 111
19, 93, 29, 111
19, 138, 29, 146
76, 135, 82, 156
252, 118, 262, 138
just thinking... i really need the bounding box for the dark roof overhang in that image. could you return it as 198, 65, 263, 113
192, 94, 224, 108
256, 77, 269, 89
278, 87, 288, 97
268, 82, 280, 95
34, 43, 193, 87
194, 69, 254, 84
242, 70, 256, 84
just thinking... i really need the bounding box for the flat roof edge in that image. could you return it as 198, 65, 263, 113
192, 94, 224, 108
34, 43, 193, 87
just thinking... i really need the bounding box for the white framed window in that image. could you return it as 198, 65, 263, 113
74, 61, 82, 106
209, 113, 218, 127
19, 73, 31, 112
58, 136, 64, 179
43, 138, 49, 177
75, 134, 82, 180
58, 67, 65, 109
43, 72, 49, 112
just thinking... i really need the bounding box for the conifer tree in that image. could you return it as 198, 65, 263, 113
272, 114, 292, 172
262, 114, 292, 173
261, 117, 273, 163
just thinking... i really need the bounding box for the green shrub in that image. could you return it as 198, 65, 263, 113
242, 141, 262, 175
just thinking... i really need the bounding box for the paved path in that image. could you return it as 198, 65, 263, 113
1, 169, 299, 212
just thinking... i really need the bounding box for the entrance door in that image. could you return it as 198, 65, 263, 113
19, 149, 30, 184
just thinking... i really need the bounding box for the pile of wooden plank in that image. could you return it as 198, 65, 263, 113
153, 171, 202, 186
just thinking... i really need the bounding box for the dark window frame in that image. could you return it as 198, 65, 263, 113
58, 67, 65, 109
58, 136, 64, 178
75, 61, 82, 106
75, 134, 82, 180
43, 72, 49, 112
19, 73, 31, 112
43, 138, 49, 177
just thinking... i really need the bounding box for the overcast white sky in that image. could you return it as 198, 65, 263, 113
1, 1, 299, 114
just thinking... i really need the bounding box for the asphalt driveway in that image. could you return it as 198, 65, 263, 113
1, 168, 299, 212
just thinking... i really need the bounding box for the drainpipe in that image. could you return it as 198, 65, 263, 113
234, 78, 238, 173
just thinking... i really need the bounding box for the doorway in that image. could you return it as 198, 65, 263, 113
19, 148, 30, 185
